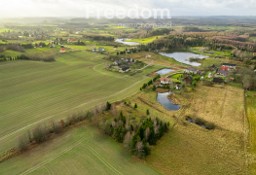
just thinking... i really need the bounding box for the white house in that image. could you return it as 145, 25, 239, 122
160, 77, 170, 85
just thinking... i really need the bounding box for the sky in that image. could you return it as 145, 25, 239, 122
0, 0, 256, 18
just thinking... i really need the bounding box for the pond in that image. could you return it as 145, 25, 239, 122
157, 92, 180, 111
160, 52, 208, 66
156, 68, 174, 75
115, 38, 140, 46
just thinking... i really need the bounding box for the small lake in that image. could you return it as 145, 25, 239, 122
157, 92, 180, 111
115, 38, 140, 46
160, 52, 208, 66
156, 68, 174, 75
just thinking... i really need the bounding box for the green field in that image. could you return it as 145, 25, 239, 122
127, 36, 162, 44
0, 125, 159, 175
246, 91, 256, 174
0, 51, 155, 153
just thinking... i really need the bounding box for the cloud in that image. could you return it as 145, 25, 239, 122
0, 0, 255, 18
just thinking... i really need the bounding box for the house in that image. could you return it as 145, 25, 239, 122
160, 77, 170, 85
208, 72, 213, 79
67, 38, 78, 43
119, 65, 130, 73
92, 47, 105, 53
221, 63, 237, 70
98, 48, 105, 53
113, 61, 118, 66
220, 65, 229, 71
175, 84, 180, 90
60, 46, 66, 53
175, 83, 182, 90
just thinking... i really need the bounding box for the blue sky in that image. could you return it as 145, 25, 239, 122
0, 0, 255, 18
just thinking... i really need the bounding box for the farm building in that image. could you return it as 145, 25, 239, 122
160, 77, 170, 85
67, 38, 78, 43
221, 63, 237, 70
119, 65, 130, 73
92, 47, 105, 53
60, 47, 66, 53
98, 48, 105, 53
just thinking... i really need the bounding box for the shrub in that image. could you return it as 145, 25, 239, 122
152, 85, 156, 91
205, 122, 215, 130
18, 135, 29, 152
146, 109, 150, 116
51, 121, 63, 134
194, 118, 205, 126
32, 125, 48, 144
106, 101, 112, 111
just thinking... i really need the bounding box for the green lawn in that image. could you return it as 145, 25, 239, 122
0, 125, 159, 175
0, 51, 155, 153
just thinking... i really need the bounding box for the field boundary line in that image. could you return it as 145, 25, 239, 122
19, 137, 86, 175
83, 144, 123, 175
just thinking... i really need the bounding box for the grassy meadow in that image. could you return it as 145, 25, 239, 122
0, 51, 156, 153
147, 85, 247, 175
0, 125, 159, 175
246, 91, 256, 174
109, 84, 248, 175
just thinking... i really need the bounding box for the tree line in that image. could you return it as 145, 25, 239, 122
0, 54, 55, 62
101, 111, 169, 158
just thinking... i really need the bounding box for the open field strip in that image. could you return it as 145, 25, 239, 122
0, 51, 154, 153
0, 76, 147, 143
246, 91, 256, 174
145, 85, 248, 175
0, 126, 160, 175
20, 137, 86, 175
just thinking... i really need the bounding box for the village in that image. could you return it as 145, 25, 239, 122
106, 56, 146, 73
153, 63, 237, 92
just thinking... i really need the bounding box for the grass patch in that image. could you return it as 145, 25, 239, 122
246, 91, 256, 174
147, 85, 247, 175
